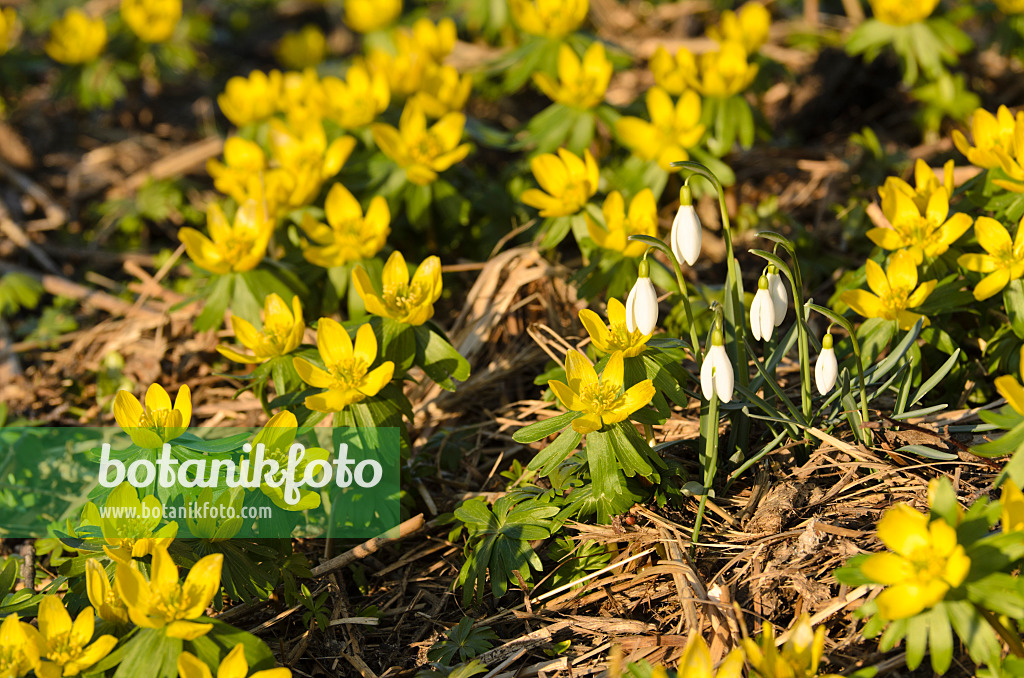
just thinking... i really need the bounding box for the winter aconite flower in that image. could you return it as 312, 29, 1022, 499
0, 8, 21, 56
276, 25, 325, 70
372, 102, 471, 185
671, 43, 759, 99
701, 329, 734, 403
79, 482, 178, 564
121, 0, 181, 43
86, 559, 129, 624
178, 646, 292, 678
0, 614, 37, 677
815, 333, 838, 395
707, 2, 771, 53
508, 0, 588, 38
412, 65, 473, 118
353, 251, 443, 326
300, 184, 390, 269
344, 0, 401, 33
840, 250, 936, 330
322, 63, 390, 130
217, 293, 304, 365
671, 186, 701, 266
750, 275, 775, 342
859, 503, 970, 619
626, 262, 658, 335
958, 215, 1024, 301
743, 614, 827, 678
406, 17, 457, 62
548, 350, 655, 434
185, 488, 243, 540
868, 0, 939, 25
248, 411, 330, 510
532, 42, 613, 110
521, 147, 599, 217
579, 298, 650, 358
218, 70, 283, 127
45, 8, 106, 64
676, 634, 744, 678
116, 546, 223, 639
179, 201, 273, 274
616, 87, 705, 171
113, 383, 191, 449
953, 105, 1024, 191
26, 596, 117, 678
869, 159, 972, 263
267, 119, 355, 208
293, 321, 394, 413
585, 189, 657, 257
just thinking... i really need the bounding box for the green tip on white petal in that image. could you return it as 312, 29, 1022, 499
679, 184, 693, 206
822, 333, 833, 349
758, 275, 768, 289
638, 258, 650, 278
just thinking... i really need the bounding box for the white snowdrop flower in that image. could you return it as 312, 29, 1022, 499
750, 275, 775, 342
815, 333, 838, 396
700, 330, 734, 403
766, 265, 787, 327
625, 260, 658, 334
671, 185, 701, 267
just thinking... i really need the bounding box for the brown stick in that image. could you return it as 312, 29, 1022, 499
310, 514, 426, 577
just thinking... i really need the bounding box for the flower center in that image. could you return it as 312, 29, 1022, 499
579, 380, 624, 415
383, 280, 430, 317
44, 631, 85, 665
409, 133, 444, 166
328, 356, 369, 390
607, 323, 642, 351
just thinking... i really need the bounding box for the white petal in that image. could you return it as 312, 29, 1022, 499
767, 272, 788, 326
815, 347, 838, 395
712, 345, 734, 403
671, 205, 702, 266
700, 354, 715, 400
627, 277, 658, 334
750, 289, 774, 342
625, 284, 639, 333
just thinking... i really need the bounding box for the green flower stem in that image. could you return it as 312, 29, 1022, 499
693, 389, 719, 547
808, 302, 872, 445
977, 604, 1024, 658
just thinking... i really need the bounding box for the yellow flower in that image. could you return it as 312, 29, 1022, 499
321, 63, 390, 129
869, 161, 972, 264
579, 298, 650, 358
509, 0, 588, 38
371, 102, 471, 185
533, 42, 612, 110
521, 147, 599, 217
840, 250, 936, 330
218, 293, 304, 364
268, 119, 355, 207
25, 597, 117, 678
115, 546, 223, 639
953, 105, 1021, 172
121, 0, 181, 43
86, 559, 129, 624
859, 503, 970, 619
585, 189, 657, 257
80, 483, 179, 565
353, 251, 443, 326
548, 350, 655, 434
0, 613, 37, 678
676, 634, 744, 678
366, 45, 427, 99
179, 201, 273, 274
184, 487, 244, 540
344, 0, 401, 33
658, 43, 758, 99
217, 70, 283, 127
412, 64, 473, 118
958, 216, 1024, 300
996, 0, 1024, 13
276, 68, 327, 122
206, 137, 268, 204
45, 8, 106, 64
113, 383, 191, 449
293, 321, 395, 413
707, 2, 771, 53
0, 8, 21, 56
249, 411, 330, 509
276, 25, 325, 70
997, 374, 1024, 416
407, 17, 457, 62
299, 184, 390, 269
868, 0, 939, 25
616, 87, 705, 170
1001, 479, 1024, 533
743, 614, 826, 678
178, 646, 291, 678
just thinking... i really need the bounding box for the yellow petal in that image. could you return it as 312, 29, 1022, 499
177, 652, 213, 678
293, 357, 333, 389
113, 390, 144, 429
217, 645, 249, 678
145, 383, 172, 413
165, 620, 213, 640
974, 216, 1012, 255
876, 504, 930, 556
841, 290, 885, 319
38, 595, 72, 640
886, 251, 918, 291
353, 323, 379, 366
570, 413, 602, 434
180, 553, 224, 618
860, 552, 914, 585
317, 317, 354, 370
565, 350, 598, 393
360, 362, 394, 397
996, 375, 1024, 416
864, 259, 890, 298
602, 351, 625, 391
974, 269, 1011, 301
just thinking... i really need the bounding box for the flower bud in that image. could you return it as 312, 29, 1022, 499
625, 266, 658, 334
815, 333, 838, 395
766, 265, 787, 326
700, 330, 734, 402
750, 275, 775, 341
671, 185, 701, 266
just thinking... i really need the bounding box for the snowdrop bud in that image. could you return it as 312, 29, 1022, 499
700, 329, 734, 403
750, 275, 775, 342
671, 185, 701, 267
626, 260, 658, 334
815, 333, 838, 396
766, 265, 787, 327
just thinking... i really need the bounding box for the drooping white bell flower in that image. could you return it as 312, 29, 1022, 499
626, 260, 658, 334
815, 333, 838, 396
750, 275, 775, 342
700, 330, 734, 403
766, 265, 787, 327
670, 185, 701, 267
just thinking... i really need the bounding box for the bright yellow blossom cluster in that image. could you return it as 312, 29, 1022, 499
585, 189, 658, 257
549, 350, 655, 434
275, 25, 326, 70
365, 17, 465, 107
121, 0, 182, 44
218, 293, 304, 364
45, 8, 107, 64
616, 87, 705, 170
509, 0, 588, 38
521, 147, 600, 216
0, 7, 20, 55
867, 0, 939, 25
841, 250, 936, 330
344, 0, 402, 33
533, 42, 612, 110
954, 105, 1024, 193
293, 320, 394, 413
372, 101, 471, 186
300, 184, 390, 268
179, 200, 274, 274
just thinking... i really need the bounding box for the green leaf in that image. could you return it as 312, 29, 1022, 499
195, 274, 235, 332
947, 599, 1003, 667
928, 604, 954, 675
905, 611, 928, 671
414, 324, 470, 391
527, 427, 582, 475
